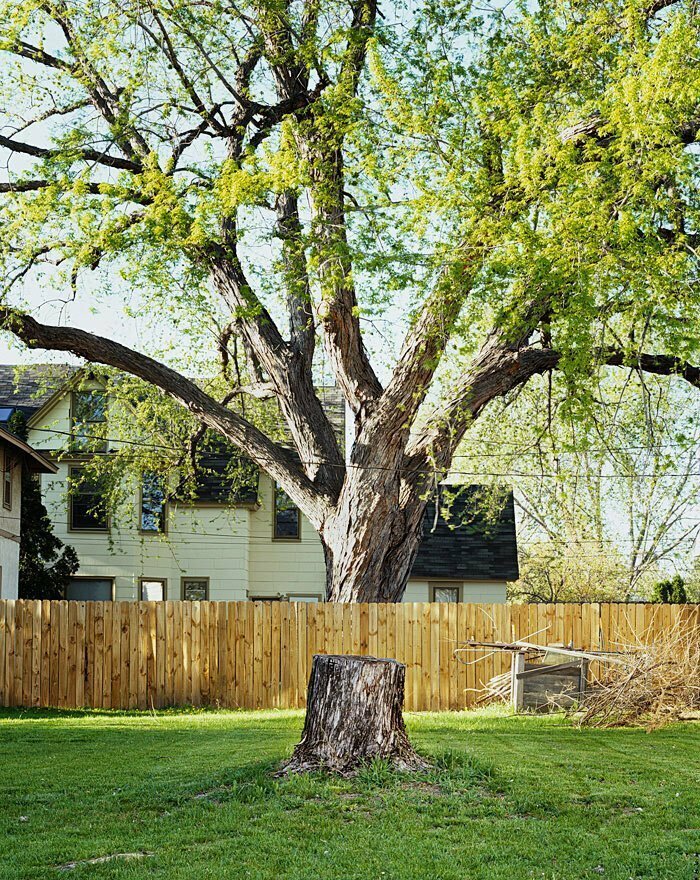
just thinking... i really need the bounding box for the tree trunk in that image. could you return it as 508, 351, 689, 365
320, 471, 429, 602
279, 654, 428, 775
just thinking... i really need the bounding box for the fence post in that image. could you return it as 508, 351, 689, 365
511, 650, 525, 711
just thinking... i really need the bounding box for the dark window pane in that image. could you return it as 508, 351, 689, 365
433, 587, 459, 603
183, 579, 208, 601
67, 578, 112, 600
70, 468, 108, 530
274, 485, 300, 539
72, 391, 107, 451
141, 473, 166, 532
3, 451, 11, 509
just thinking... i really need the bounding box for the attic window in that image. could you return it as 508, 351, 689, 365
71, 390, 107, 452
273, 484, 300, 540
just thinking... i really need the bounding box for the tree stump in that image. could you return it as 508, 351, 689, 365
279, 654, 428, 775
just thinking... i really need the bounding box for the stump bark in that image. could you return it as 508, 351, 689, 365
279, 654, 428, 775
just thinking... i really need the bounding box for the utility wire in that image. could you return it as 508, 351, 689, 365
27, 428, 700, 480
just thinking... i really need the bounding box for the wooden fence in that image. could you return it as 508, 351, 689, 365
0, 600, 697, 711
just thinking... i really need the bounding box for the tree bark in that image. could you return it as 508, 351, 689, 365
320, 483, 428, 602
280, 654, 427, 775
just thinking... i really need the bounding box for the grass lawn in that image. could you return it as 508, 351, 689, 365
1, 708, 699, 879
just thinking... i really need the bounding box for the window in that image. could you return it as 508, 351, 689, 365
67, 578, 113, 601
140, 578, 166, 601
287, 595, 321, 604
71, 390, 107, 452
2, 449, 12, 510
140, 473, 166, 532
69, 467, 108, 531
273, 484, 300, 539
431, 584, 461, 603
182, 578, 209, 601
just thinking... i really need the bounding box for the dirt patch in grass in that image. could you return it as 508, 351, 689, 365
58, 851, 153, 870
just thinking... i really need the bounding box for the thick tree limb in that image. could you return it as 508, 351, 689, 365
0, 309, 332, 522
560, 111, 700, 147
407, 338, 561, 468
9, 40, 75, 71
275, 190, 315, 370
602, 349, 700, 388
410, 341, 700, 469
0, 134, 141, 172
0, 179, 109, 195
366, 258, 477, 448
646, 0, 682, 15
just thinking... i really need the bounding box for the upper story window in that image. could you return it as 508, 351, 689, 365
69, 466, 108, 531
140, 473, 166, 532
273, 484, 300, 540
71, 390, 107, 452
2, 449, 12, 510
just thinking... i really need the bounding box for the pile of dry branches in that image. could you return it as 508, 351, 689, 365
576, 619, 700, 729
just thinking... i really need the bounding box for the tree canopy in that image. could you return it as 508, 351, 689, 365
0, 0, 699, 599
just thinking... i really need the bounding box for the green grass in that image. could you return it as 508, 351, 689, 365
1, 707, 698, 880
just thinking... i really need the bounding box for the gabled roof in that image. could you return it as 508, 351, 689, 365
411, 488, 519, 582
0, 425, 58, 474
0, 364, 80, 418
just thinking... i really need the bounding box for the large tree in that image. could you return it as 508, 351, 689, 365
1, 0, 699, 764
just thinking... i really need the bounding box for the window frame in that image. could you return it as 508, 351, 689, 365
181, 577, 210, 601
2, 448, 12, 511
139, 577, 167, 601
272, 483, 301, 541
70, 389, 108, 453
68, 465, 109, 532
138, 473, 168, 534
429, 582, 463, 603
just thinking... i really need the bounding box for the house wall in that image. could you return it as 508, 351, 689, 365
0, 535, 20, 599
41, 464, 250, 600
404, 580, 507, 603
247, 474, 326, 600
28, 391, 509, 603
0, 437, 23, 599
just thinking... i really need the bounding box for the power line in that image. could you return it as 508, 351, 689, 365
21, 428, 700, 485
30, 425, 700, 459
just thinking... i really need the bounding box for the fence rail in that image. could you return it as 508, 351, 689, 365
0, 600, 697, 711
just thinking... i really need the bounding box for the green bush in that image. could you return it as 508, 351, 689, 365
651, 575, 688, 604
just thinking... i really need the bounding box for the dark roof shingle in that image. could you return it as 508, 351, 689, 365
411, 488, 519, 581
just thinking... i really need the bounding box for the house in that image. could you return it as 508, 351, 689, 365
0, 365, 519, 603
0, 422, 58, 598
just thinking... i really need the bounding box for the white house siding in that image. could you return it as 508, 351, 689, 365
41, 464, 250, 600
0, 437, 23, 598
403, 580, 507, 603
27, 390, 511, 603
247, 475, 326, 600
0, 537, 19, 599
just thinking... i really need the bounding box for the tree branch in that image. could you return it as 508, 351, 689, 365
602, 349, 700, 388
8, 40, 76, 71
0, 179, 106, 194
0, 309, 331, 522
560, 110, 700, 147
0, 134, 141, 172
